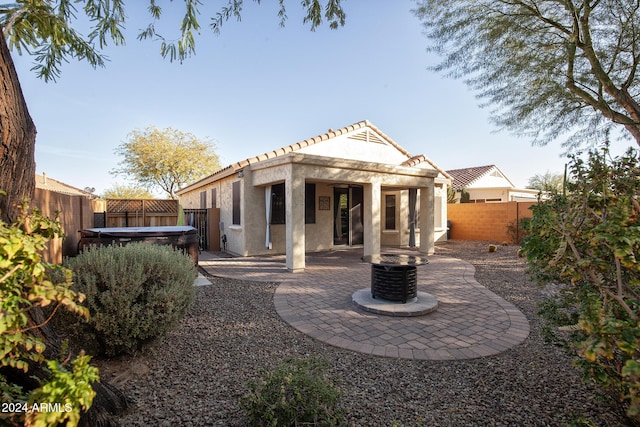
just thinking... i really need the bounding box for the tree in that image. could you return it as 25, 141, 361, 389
102, 183, 156, 199
0, 0, 346, 222
527, 171, 564, 193
523, 148, 640, 422
413, 1, 640, 150
113, 126, 221, 199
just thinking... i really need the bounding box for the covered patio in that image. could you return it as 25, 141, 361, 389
197, 247, 529, 361
251, 153, 437, 272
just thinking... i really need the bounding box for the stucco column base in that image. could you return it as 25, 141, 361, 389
285, 171, 305, 272
363, 181, 381, 257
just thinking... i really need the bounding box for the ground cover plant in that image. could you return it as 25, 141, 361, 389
240, 356, 346, 427
523, 147, 640, 422
62, 243, 197, 357
0, 199, 98, 426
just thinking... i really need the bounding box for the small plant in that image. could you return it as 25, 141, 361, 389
460, 188, 471, 203
536, 285, 581, 347
240, 357, 346, 427
63, 242, 197, 356
0, 198, 98, 426
506, 217, 531, 245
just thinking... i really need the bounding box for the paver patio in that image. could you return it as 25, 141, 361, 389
198, 248, 530, 360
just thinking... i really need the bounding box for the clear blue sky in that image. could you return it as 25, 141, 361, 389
11, 1, 632, 196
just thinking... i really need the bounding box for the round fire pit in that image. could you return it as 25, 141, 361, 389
361, 254, 429, 303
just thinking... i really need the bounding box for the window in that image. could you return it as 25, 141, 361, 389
199, 191, 207, 209
269, 182, 315, 225
271, 183, 285, 224
211, 188, 217, 208
305, 183, 316, 224
232, 181, 241, 225
385, 194, 396, 230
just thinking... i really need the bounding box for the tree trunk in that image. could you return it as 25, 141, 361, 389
0, 26, 36, 223
0, 28, 129, 425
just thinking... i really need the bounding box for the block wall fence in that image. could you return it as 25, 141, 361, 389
447, 201, 537, 244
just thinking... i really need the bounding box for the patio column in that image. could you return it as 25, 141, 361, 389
363, 180, 381, 256
419, 182, 435, 255
285, 170, 305, 272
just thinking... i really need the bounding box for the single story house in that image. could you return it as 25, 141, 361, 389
446, 165, 542, 203
177, 120, 451, 272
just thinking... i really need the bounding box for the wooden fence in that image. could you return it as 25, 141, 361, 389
31, 188, 102, 263
104, 199, 178, 227
447, 201, 537, 244
28, 195, 179, 263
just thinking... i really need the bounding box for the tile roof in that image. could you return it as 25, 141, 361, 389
178, 120, 448, 194
35, 173, 96, 197
231, 120, 410, 170
446, 165, 497, 191
402, 155, 452, 180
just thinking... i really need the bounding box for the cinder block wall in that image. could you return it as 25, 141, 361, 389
447, 201, 536, 243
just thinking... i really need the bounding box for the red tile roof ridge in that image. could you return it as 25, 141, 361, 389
446, 165, 499, 190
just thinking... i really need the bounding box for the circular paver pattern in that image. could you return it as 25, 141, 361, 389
198, 250, 530, 361
272, 254, 529, 360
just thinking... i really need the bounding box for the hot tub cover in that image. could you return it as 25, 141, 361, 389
79, 226, 197, 237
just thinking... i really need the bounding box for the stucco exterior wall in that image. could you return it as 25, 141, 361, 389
240, 177, 338, 256
304, 183, 334, 251
468, 188, 510, 202
178, 174, 244, 254
297, 136, 408, 165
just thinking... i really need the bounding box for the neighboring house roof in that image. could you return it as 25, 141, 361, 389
35, 173, 96, 198
446, 165, 515, 191
178, 120, 450, 194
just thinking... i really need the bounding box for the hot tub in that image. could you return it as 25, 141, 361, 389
78, 226, 199, 265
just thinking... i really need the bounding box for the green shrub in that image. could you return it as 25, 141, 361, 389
523, 147, 640, 422
0, 199, 98, 427
63, 242, 197, 357
240, 357, 346, 427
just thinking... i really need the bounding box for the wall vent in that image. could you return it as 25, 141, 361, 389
347, 129, 385, 144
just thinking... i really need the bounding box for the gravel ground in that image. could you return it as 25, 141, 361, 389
101, 241, 629, 426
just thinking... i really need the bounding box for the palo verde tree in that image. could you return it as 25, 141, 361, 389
0, 0, 346, 223
112, 126, 221, 199
413, 1, 640, 150
101, 183, 156, 199
527, 171, 565, 194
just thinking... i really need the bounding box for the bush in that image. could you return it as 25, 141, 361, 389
0, 200, 98, 427
63, 243, 197, 357
240, 357, 346, 427
506, 217, 531, 245
523, 147, 640, 422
